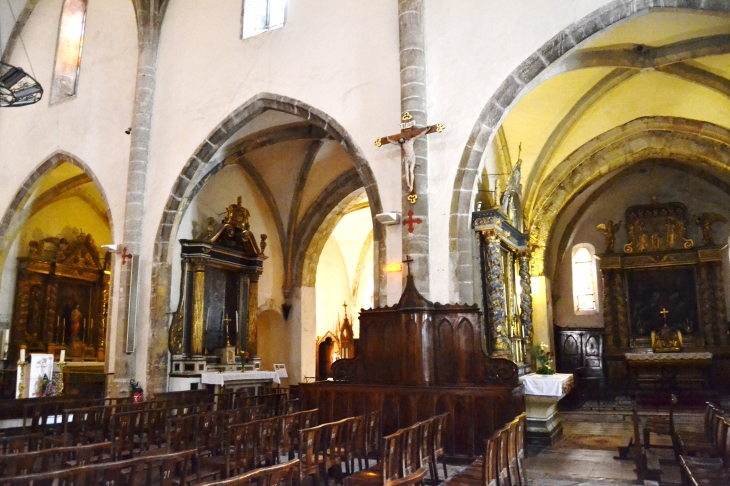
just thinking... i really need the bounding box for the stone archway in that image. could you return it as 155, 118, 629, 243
528, 117, 730, 276
449, 0, 730, 303
0, 150, 115, 252
146, 93, 384, 391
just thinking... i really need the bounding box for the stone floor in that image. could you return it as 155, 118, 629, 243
521, 420, 683, 486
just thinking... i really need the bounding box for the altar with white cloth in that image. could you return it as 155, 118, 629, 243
200, 370, 280, 395
519, 372, 574, 445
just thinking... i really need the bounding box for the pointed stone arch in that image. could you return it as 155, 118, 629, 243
529, 117, 730, 276
449, 0, 730, 303
147, 93, 385, 392
0, 150, 114, 251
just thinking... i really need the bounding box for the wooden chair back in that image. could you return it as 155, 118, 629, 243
383, 428, 405, 483
515, 413, 527, 485
402, 422, 421, 477
286, 398, 300, 414
364, 410, 383, 467
0, 433, 44, 454
483, 433, 499, 486
62, 404, 114, 446
256, 417, 280, 467
497, 428, 510, 486
507, 419, 520, 486
298, 423, 324, 484
198, 458, 300, 486
385, 466, 429, 486
431, 412, 449, 480
224, 421, 256, 478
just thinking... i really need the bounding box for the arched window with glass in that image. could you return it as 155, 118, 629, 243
572, 244, 599, 315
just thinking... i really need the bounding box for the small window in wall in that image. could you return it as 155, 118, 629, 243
572, 244, 599, 315
49, 0, 88, 105
242, 0, 286, 39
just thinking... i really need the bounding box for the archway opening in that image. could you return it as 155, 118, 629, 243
160, 97, 381, 391
0, 157, 113, 397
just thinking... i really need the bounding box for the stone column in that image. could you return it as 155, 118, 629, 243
483, 230, 511, 357
517, 250, 533, 365
190, 261, 205, 356
111, 1, 168, 395
398, 0, 430, 297
247, 275, 259, 357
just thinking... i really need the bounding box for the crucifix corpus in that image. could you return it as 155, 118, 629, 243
375, 112, 445, 204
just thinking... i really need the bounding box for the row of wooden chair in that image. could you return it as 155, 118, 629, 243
675, 402, 730, 486
0, 441, 112, 477
447, 413, 526, 486
344, 412, 447, 486
198, 458, 300, 486
0, 449, 196, 486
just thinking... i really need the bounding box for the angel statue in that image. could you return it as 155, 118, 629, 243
695, 212, 727, 246
596, 220, 621, 253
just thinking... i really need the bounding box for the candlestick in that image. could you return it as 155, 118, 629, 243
56, 316, 61, 343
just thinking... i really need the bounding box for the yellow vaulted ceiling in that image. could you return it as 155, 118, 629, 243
486, 10, 730, 219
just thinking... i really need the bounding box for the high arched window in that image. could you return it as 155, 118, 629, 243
242, 0, 287, 39
50, 0, 88, 105
572, 244, 599, 315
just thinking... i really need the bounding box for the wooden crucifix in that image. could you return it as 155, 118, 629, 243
375, 112, 445, 204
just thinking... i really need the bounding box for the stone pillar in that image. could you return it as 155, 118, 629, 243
190, 261, 205, 356
247, 275, 259, 357
518, 250, 533, 366
398, 0, 430, 297
483, 230, 511, 357
111, 1, 168, 395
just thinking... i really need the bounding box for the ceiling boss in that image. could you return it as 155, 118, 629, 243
375, 112, 445, 204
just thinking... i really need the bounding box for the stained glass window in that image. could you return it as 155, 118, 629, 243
49, 0, 87, 105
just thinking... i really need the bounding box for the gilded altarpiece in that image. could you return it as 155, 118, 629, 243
168, 198, 267, 381
8, 234, 110, 363
598, 199, 730, 389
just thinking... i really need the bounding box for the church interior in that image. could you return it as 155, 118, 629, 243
2, 1, 730, 485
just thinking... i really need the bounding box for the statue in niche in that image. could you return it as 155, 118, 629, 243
694, 212, 727, 246
596, 220, 621, 253
69, 303, 82, 342
209, 196, 266, 257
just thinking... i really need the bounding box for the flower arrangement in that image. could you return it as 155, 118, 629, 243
533, 342, 555, 375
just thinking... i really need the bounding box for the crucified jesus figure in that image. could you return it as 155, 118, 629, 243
375, 112, 445, 199
386, 129, 431, 193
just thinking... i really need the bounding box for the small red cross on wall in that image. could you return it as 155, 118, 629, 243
403, 210, 422, 234
121, 247, 132, 266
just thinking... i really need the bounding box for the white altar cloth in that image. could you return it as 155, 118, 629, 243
200, 370, 280, 386
520, 373, 573, 397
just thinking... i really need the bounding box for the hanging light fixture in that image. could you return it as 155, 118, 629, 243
0, 61, 43, 107
0, 0, 44, 107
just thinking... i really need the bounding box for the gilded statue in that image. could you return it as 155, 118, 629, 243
226, 196, 251, 230
596, 220, 621, 253
694, 212, 727, 246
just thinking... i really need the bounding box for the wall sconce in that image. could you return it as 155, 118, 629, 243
386, 263, 402, 272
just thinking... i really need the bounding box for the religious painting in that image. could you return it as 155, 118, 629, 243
626, 266, 698, 336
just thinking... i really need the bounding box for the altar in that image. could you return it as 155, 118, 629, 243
199, 370, 280, 395
625, 351, 712, 391
519, 373, 574, 446
593, 197, 730, 393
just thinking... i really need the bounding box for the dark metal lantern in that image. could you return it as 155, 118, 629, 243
0, 61, 43, 107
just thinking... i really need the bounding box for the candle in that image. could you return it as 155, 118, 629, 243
59, 350, 65, 363
19, 347, 25, 363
